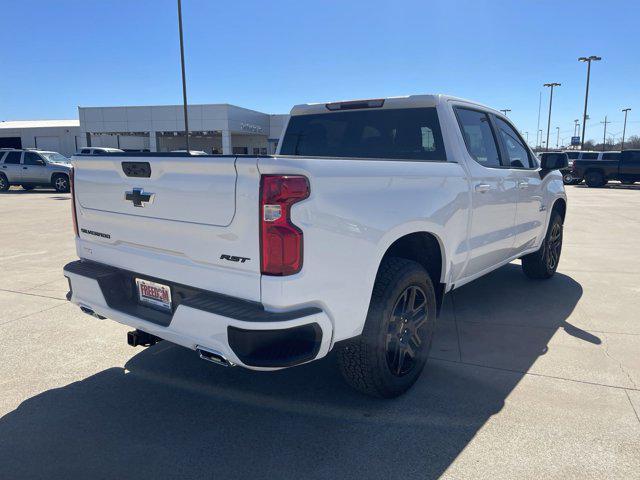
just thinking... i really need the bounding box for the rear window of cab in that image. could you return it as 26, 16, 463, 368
279, 108, 447, 161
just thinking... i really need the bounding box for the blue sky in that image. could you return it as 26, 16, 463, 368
1, 0, 638, 145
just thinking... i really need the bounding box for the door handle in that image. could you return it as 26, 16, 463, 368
475, 183, 492, 193
517, 180, 528, 189
23, 166, 28, 170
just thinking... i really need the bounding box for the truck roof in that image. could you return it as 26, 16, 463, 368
289, 94, 498, 116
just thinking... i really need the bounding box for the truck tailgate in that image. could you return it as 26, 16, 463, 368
76, 155, 237, 226
72, 155, 262, 301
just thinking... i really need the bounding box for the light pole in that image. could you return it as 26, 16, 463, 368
524, 131, 529, 144
177, 0, 190, 153
500, 109, 511, 117
544, 82, 561, 152
536, 92, 542, 149
578, 56, 601, 150
538, 129, 543, 150
621, 108, 631, 150
556, 127, 560, 149
574, 119, 580, 136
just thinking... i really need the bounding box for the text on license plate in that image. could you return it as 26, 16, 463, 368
135, 278, 172, 311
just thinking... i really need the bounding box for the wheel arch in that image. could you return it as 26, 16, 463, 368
551, 197, 567, 222
583, 167, 605, 177
50, 171, 69, 184
375, 231, 446, 314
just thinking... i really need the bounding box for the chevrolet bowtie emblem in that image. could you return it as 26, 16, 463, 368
125, 188, 154, 207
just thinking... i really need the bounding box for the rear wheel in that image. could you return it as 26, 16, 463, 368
0, 174, 8, 191
522, 211, 563, 279
585, 170, 605, 188
337, 257, 437, 398
52, 174, 70, 193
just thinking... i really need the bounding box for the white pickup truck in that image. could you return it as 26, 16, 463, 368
64, 94, 568, 397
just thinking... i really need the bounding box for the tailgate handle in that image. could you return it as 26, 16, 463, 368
122, 162, 151, 178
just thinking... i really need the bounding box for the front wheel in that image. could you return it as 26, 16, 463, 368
522, 211, 563, 279
0, 174, 8, 192
337, 257, 437, 398
52, 174, 70, 193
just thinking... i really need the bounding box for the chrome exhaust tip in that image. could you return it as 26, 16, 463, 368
196, 346, 234, 367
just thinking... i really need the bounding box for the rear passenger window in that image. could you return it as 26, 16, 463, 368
81, 149, 91, 154
279, 107, 447, 161
566, 152, 580, 159
3, 151, 21, 164
602, 153, 620, 160
581, 152, 598, 160
455, 108, 501, 167
495, 117, 533, 168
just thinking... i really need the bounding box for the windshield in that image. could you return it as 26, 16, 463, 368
40, 152, 69, 163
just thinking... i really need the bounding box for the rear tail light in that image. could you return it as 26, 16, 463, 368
260, 175, 310, 276
70, 167, 79, 237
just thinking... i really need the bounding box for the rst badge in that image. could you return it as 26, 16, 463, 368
220, 254, 250, 263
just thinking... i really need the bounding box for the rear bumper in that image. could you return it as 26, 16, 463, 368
63, 260, 333, 370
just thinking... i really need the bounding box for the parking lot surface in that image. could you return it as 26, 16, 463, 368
1, 184, 639, 479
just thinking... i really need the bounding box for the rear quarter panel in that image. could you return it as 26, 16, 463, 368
258, 156, 470, 342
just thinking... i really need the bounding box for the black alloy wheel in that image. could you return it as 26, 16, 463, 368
386, 285, 428, 376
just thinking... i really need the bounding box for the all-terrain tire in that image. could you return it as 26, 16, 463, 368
522, 211, 563, 279
337, 257, 437, 398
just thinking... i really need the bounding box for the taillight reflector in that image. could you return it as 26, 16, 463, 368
260, 175, 309, 276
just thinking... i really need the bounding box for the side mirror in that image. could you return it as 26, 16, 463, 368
540, 152, 568, 170
37, 159, 46, 166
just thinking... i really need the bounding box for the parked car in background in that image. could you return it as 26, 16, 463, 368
562, 151, 581, 185
0, 148, 72, 192
78, 147, 124, 155
64, 94, 568, 397
552, 150, 606, 185
573, 150, 640, 187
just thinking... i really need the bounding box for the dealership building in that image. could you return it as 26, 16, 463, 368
78, 104, 288, 155
1, 103, 288, 157
0, 120, 81, 157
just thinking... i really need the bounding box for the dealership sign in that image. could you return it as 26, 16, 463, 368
571, 136, 580, 146
240, 123, 263, 133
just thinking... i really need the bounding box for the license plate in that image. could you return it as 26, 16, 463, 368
135, 278, 172, 311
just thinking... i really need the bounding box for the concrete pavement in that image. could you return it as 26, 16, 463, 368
0, 184, 639, 479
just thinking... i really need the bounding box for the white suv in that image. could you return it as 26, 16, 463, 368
78, 147, 124, 155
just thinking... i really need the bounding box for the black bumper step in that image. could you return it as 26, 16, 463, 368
63, 260, 322, 327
